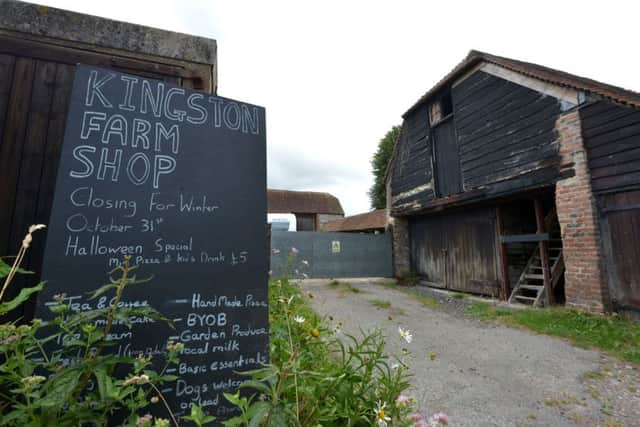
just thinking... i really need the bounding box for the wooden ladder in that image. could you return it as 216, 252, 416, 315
508, 229, 565, 307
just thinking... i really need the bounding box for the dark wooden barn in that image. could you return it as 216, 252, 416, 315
0, 0, 217, 317
387, 50, 640, 315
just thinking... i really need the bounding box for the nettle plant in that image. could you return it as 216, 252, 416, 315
0, 225, 214, 427
222, 248, 449, 427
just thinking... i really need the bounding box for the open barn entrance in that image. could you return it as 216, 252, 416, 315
496, 190, 565, 306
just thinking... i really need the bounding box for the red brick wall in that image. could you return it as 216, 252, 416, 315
555, 110, 610, 312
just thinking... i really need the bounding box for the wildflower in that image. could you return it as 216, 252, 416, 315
154, 418, 170, 427
1, 334, 20, 345
166, 341, 184, 352
301, 260, 309, 266
28, 224, 46, 233
293, 315, 305, 324
310, 328, 320, 338
21, 375, 46, 388
124, 374, 150, 386
396, 394, 411, 407
375, 401, 391, 427
150, 396, 159, 404
398, 327, 413, 344
136, 414, 153, 426
429, 412, 449, 426
291, 247, 299, 254
391, 362, 400, 370
22, 233, 32, 249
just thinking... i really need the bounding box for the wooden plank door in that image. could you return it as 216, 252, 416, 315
433, 117, 462, 197
410, 207, 499, 295
600, 191, 640, 313
409, 215, 447, 288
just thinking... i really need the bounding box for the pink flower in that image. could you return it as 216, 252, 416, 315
429, 412, 449, 426
136, 414, 153, 426
396, 394, 411, 406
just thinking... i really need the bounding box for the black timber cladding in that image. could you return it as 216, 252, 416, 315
391, 70, 566, 215
452, 71, 562, 191
390, 103, 435, 207
580, 101, 640, 194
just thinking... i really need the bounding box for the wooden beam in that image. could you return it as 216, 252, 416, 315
496, 205, 510, 300
534, 199, 554, 305
501, 233, 550, 243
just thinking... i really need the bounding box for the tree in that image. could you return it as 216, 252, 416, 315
369, 125, 401, 210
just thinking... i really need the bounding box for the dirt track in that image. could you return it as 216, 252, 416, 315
300, 279, 640, 427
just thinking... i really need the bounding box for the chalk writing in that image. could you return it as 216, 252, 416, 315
35, 64, 267, 420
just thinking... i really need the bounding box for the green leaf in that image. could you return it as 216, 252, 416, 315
94, 365, 116, 401
246, 401, 270, 427
0, 282, 44, 315
183, 404, 216, 426
86, 283, 119, 300
0, 258, 34, 278
39, 368, 82, 407
221, 415, 245, 427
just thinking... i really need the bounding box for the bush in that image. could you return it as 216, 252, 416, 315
222, 273, 443, 426
0, 225, 195, 427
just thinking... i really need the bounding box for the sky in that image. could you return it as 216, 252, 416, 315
36, 0, 640, 215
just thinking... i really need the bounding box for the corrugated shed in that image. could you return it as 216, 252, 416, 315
322, 209, 388, 232
405, 50, 640, 117
267, 189, 344, 215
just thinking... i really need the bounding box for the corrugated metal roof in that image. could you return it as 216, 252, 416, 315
404, 50, 640, 117
267, 189, 344, 215
322, 209, 388, 232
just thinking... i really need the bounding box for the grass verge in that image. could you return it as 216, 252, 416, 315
380, 282, 441, 309
370, 299, 392, 309
467, 302, 640, 364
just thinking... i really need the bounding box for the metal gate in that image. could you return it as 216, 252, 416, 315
409, 206, 500, 295
599, 190, 640, 313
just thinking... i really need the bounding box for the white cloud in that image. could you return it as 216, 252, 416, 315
34, 0, 640, 215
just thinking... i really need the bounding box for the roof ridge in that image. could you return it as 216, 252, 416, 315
404, 50, 640, 116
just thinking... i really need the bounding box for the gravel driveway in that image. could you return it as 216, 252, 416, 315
300, 279, 640, 427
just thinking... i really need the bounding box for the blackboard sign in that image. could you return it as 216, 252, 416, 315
35, 64, 267, 420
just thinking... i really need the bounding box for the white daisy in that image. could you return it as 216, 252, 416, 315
375, 401, 391, 427
398, 326, 413, 343
293, 315, 305, 324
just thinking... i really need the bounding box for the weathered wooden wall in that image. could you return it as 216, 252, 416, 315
453, 71, 562, 192
390, 70, 565, 215
0, 2, 217, 315
581, 101, 640, 313
389, 104, 435, 210
580, 101, 640, 194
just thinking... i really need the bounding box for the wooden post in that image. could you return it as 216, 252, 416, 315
496, 205, 510, 300
534, 199, 553, 306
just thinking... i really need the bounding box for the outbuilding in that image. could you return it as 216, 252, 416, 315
387, 50, 640, 315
